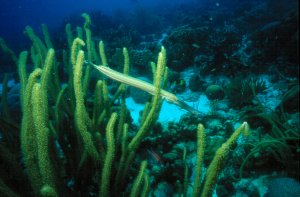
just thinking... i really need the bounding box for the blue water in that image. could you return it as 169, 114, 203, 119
0, 0, 193, 50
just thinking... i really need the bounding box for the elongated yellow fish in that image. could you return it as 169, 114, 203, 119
87, 62, 202, 115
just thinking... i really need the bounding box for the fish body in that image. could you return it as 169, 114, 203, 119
88, 62, 202, 115
147, 149, 163, 164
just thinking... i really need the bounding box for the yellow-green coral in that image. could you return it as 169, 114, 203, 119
19, 49, 58, 196
73, 49, 99, 162
99, 40, 107, 66
92, 80, 104, 126
31, 83, 57, 193
54, 84, 68, 126
130, 160, 148, 197
141, 172, 150, 197
76, 26, 83, 39
24, 26, 47, 62
1, 12, 173, 197
100, 112, 118, 197
201, 122, 249, 197
41, 24, 53, 49
71, 38, 85, 66
81, 13, 91, 29
20, 68, 43, 195
65, 23, 73, 49
40, 185, 58, 197
192, 124, 205, 197
41, 49, 55, 94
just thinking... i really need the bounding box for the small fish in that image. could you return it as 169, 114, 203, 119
192, 43, 200, 49
147, 149, 163, 164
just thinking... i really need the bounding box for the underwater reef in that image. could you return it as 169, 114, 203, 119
0, 13, 248, 196
0, 1, 299, 196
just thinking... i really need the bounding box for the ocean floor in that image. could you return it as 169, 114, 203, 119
126, 93, 210, 126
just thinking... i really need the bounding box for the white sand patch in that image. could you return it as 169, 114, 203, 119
126, 94, 211, 126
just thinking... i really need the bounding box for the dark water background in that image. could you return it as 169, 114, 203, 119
0, 0, 193, 49
0, 0, 298, 75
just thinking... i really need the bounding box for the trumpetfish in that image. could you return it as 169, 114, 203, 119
86, 62, 202, 115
